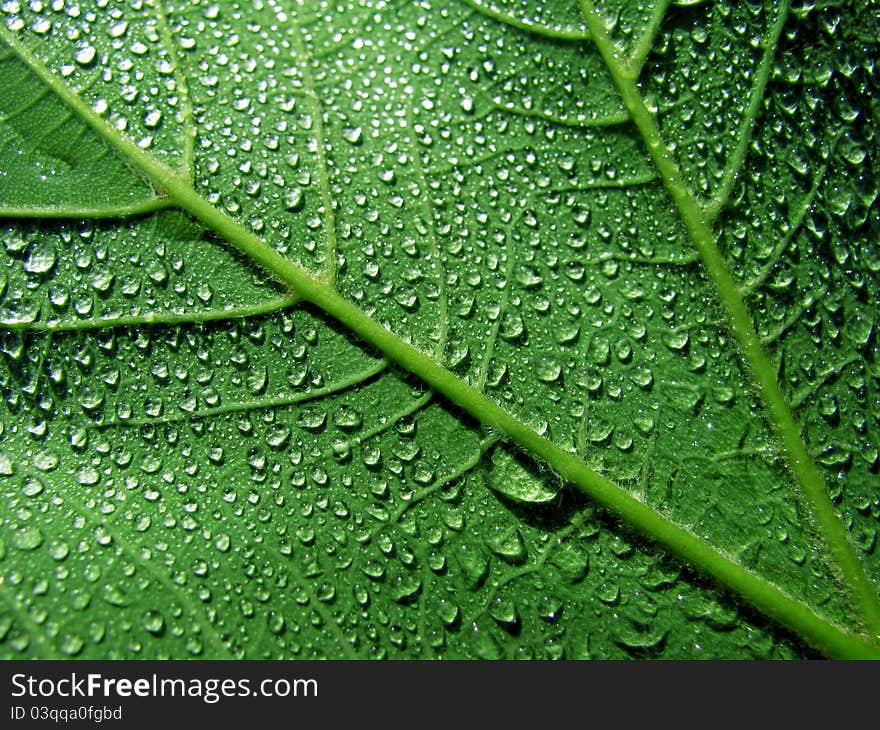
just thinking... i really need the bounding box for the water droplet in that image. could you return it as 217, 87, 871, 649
267, 611, 285, 635
614, 621, 668, 655
21, 477, 44, 497
75, 45, 97, 66
266, 424, 291, 449
58, 634, 84, 657
456, 544, 489, 589
488, 596, 520, 629
471, 624, 503, 659
487, 448, 559, 504
144, 110, 162, 128
108, 20, 128, 38
550, 541, 589, 583
436, 598, 460, 627
487, 526, 526, 565
101, 584, 129, 607
342, 127, 363, 144
49, 541, 70, 561
142, 610, 165, 635
391, 575, 422, 604
663, 330, 689, 351
23, 240, 56, 274
11, 526, 43, 551
538, 595, 564, 622
285, 187, 304, 211
499, 311, 525, 341
536, 357, 562, 383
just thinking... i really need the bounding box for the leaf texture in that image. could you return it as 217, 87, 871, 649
0, 0, 878, 659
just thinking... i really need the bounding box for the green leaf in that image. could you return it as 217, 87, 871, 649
1, 0, 878, 659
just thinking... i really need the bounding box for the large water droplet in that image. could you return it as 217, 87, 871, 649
487, 448, 559, 504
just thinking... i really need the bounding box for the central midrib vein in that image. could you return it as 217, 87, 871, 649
1, 18, 878, 659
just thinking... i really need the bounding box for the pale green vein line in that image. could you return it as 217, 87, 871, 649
577, 320, 595, 460
288, 17, 339, 286
150, 0, 196, 179
551, 170, 659, 193
388, 384, 456, 656
283, 555, 361, 660
291, 12, 322, 28
682, 447, 779, 465
428, 144, 544, 175
579, 0, 880, 638
0, 34, 167, 218
0, 133, 15, 158
326, 390, 433, 461
0, 292, 300, 333
742, 164, 826, 296
408, 104, 448, 359
791, 355, 861, 410
0, 29, 176, 202
760, 288, 827, 347
23, 108, 71, 148
0, 84, 49, 121
29, 328, 53, 396
427, 150, 507, 175
458, 0, 590, 41
71, 63, 105, 100
582, 251, 699, 267
468, 513, 588, 625
703, 0, 792, 221
0, 582, 61, 659
3, 22, 879, 659
366, 434, 497, 544
0, 196, 173, 219
93, 358, 387, 429
487, 100, 629, 130
434, 157, 655, 189
417, 555, 432, 658
475, 246, 515, 392
628, 0, 672, 76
